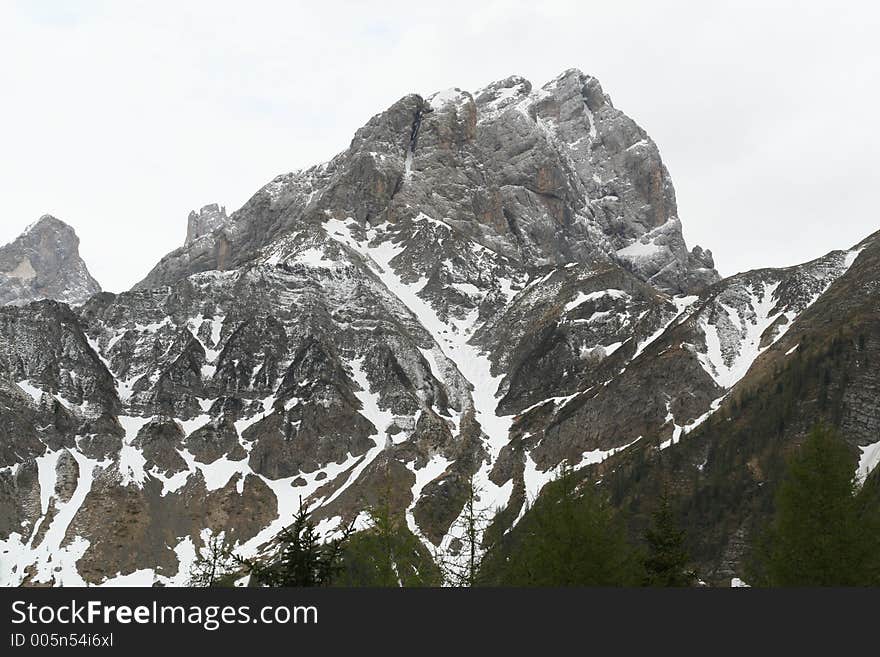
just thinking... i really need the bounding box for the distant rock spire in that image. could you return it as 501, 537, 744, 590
185, 204, 229, 247
0, 215, 101, 306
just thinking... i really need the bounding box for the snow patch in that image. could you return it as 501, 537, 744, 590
856, 440, 880, 484
563, 289, 628, 314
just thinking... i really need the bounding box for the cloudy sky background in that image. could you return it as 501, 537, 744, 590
1, 1, 878, 292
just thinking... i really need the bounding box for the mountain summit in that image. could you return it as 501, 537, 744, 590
0, 215, 101, 306
137, 69, 717, 294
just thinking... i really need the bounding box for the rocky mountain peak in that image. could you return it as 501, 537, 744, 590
185, 203, 229, 247
0, 215, 101, 306
136, 70, 719, 296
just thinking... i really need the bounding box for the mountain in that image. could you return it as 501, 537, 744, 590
594, 228, 880, 582
0, 216, 101, 307
0, 69, 875, 587
136, 70, 717, 294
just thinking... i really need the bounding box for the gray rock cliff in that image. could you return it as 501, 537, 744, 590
0, 216, 101, 306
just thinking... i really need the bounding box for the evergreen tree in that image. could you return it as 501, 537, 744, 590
750, 424, 878, 586
239, 503, 353, 587
642, 493, 695, 586
855, 466, 880, 583
485, 466, 644, 586
337, 508, 439, 587
336, 469, 441, 587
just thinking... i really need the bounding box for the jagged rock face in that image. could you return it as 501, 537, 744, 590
518, 243, 866, 461
186, 204, 229, 247
136, 70, 717, 296
0, 69, 875, 587
0, 216, 101, 306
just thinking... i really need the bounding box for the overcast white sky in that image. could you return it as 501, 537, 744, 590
1, 1, 878, 292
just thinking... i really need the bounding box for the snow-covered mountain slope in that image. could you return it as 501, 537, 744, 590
0, 69, 876, 586
0, 216, 101, 307
510, 243, 869, 467
2, 224, 868, 586
598, 229, 880, 582
692, 248, 863, 389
